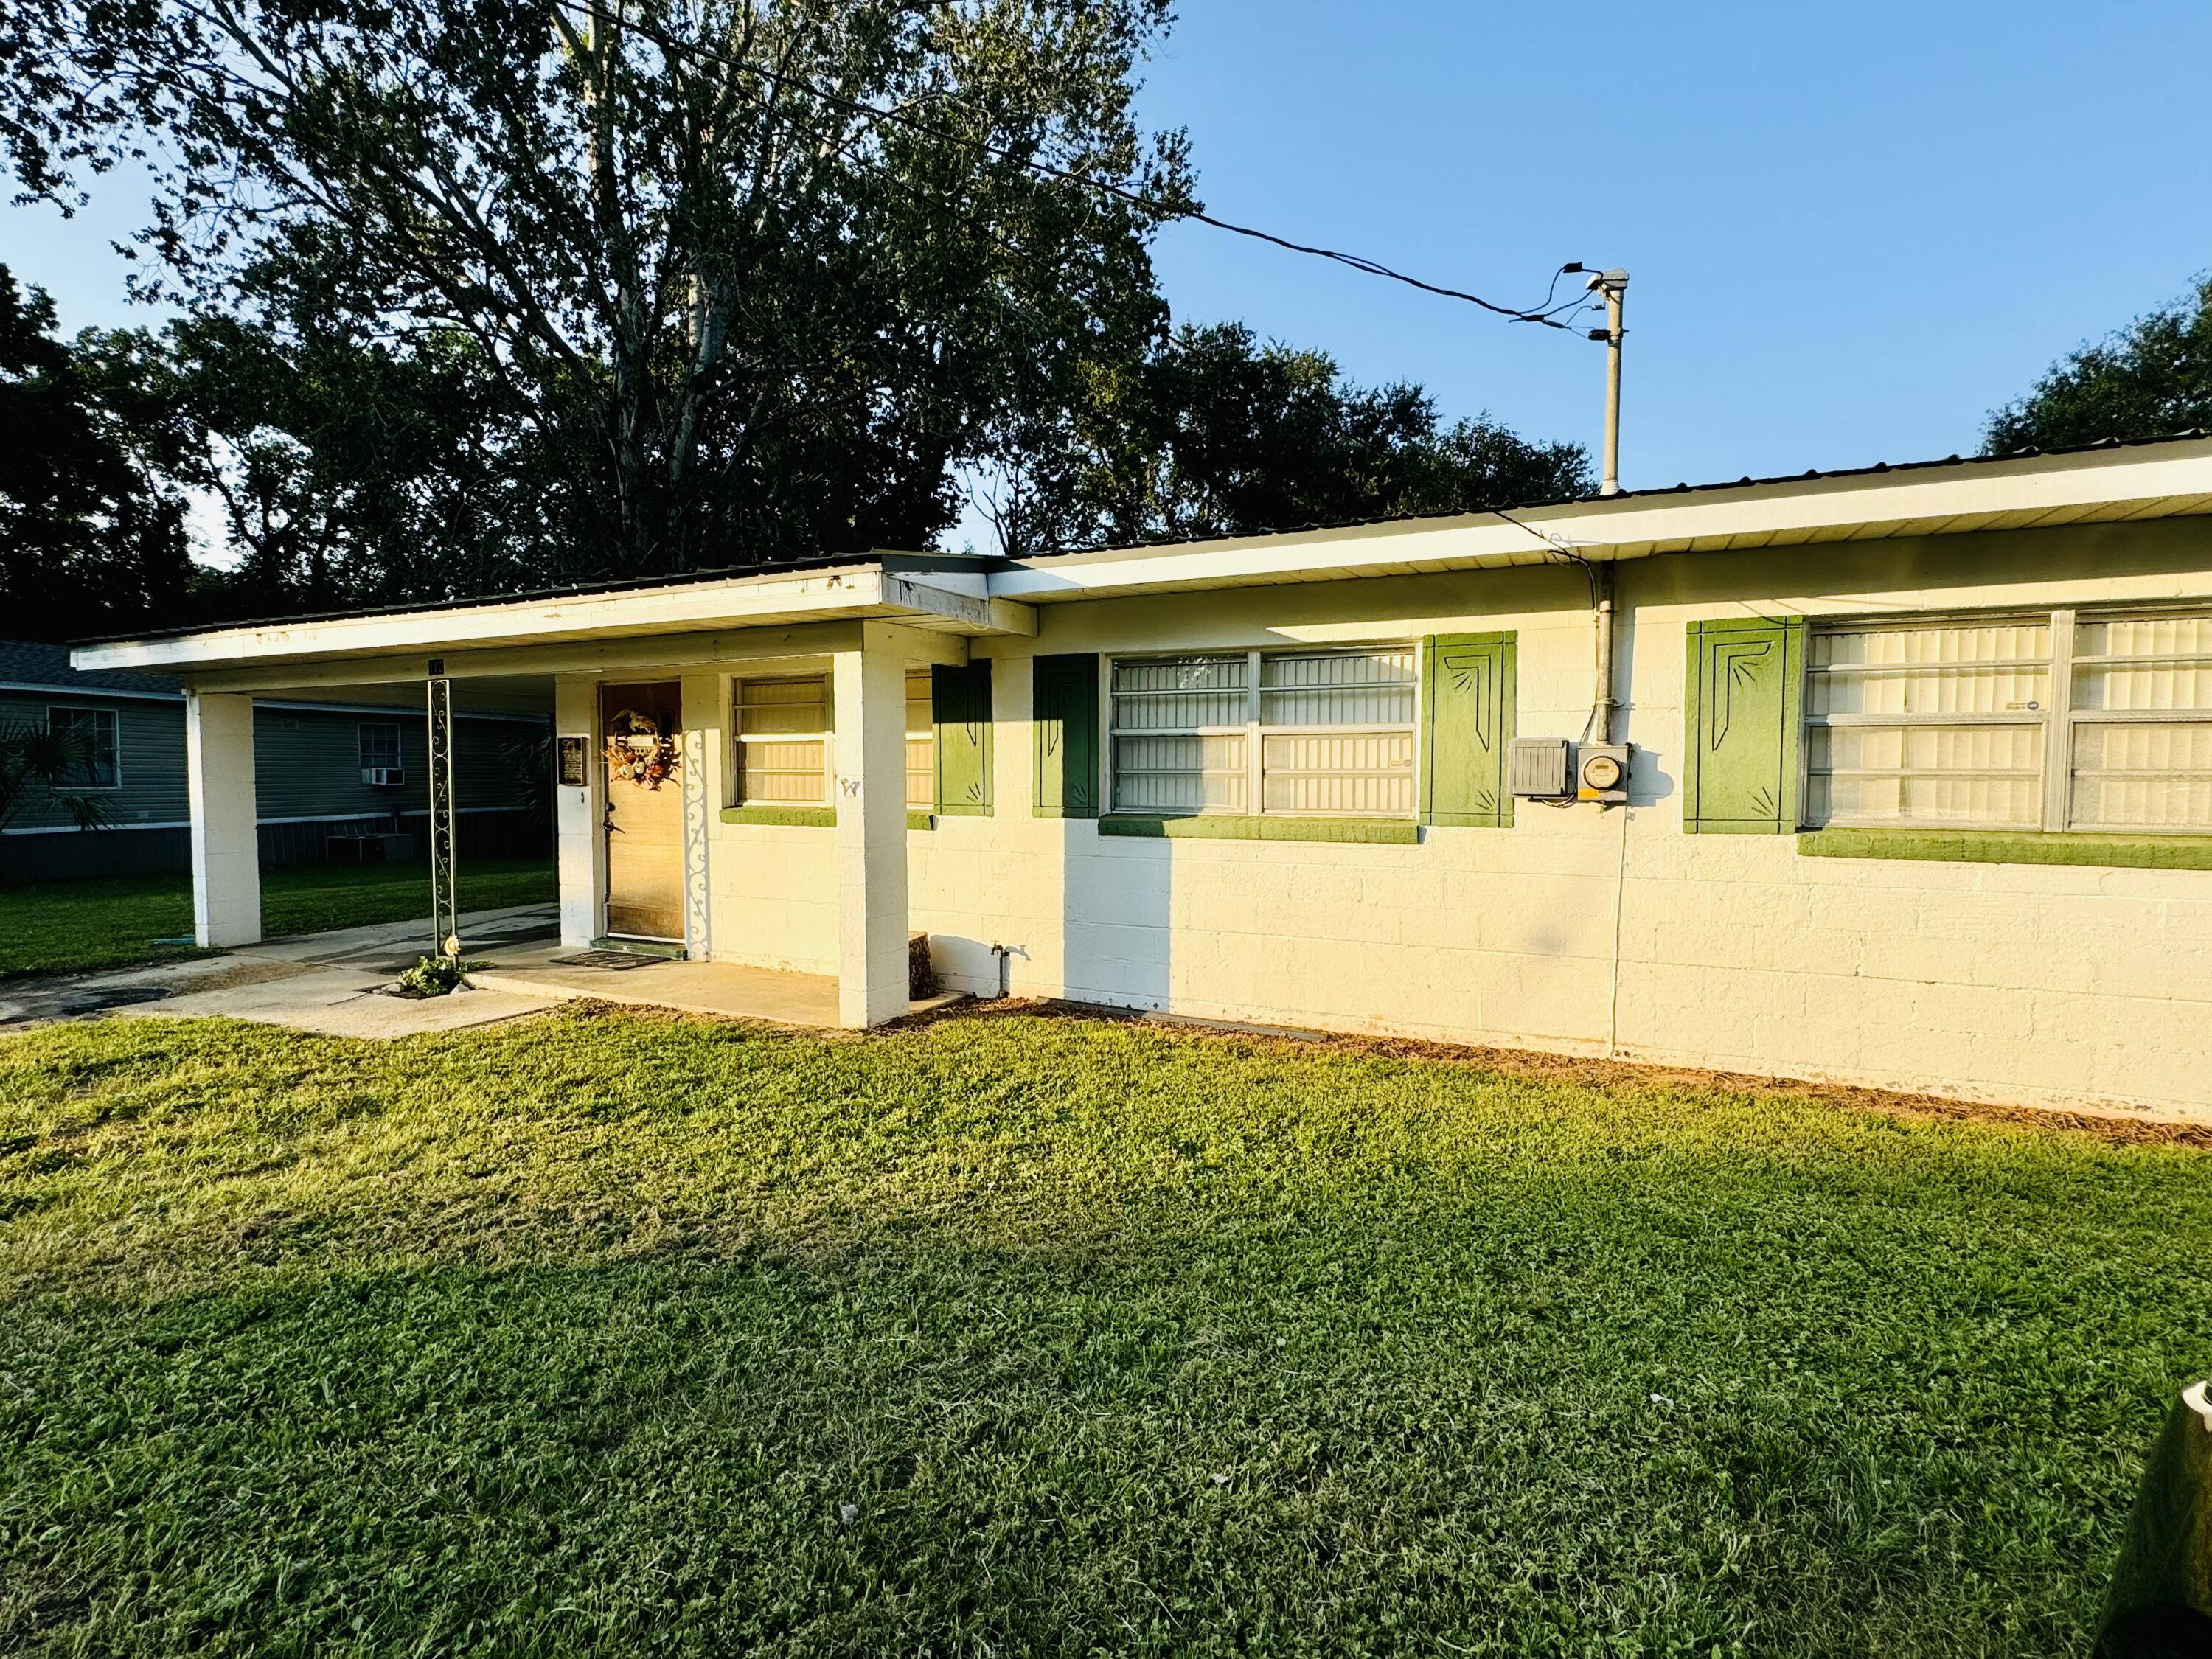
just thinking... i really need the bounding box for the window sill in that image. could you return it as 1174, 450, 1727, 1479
1798, 828, 2212, 871
721, 805, 835, 828
720, 807, 945, 830
1097, 815, 1420, 845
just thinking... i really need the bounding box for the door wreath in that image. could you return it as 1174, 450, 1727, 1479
604, 709, 681, 789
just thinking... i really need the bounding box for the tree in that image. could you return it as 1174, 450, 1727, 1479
0, 266, 194, 640
2, 0, 1186, 582
1986, 275, 2212, 453
99, 302, 556, 617
984, 321, 1592, 554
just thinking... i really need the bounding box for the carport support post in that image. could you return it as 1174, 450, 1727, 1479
553, 675, 605, 950
832, 628, 911, 1027
183, 691, 262, 947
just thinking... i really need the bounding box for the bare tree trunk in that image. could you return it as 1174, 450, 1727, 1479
573, 2, 654, 572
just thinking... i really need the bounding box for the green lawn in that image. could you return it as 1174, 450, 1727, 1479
2, 1009, 2206, 1655
0, 860, 556, 979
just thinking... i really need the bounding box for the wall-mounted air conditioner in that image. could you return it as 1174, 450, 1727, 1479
361, 766, 406, 787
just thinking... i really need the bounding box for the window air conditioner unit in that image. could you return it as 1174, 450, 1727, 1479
361, 766, 406, 787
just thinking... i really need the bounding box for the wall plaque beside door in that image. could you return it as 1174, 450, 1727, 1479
557, 736, 588, 787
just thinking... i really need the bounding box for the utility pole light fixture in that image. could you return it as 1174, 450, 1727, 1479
1563, 264, 1630, 496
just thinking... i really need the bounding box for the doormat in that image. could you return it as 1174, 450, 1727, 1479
546, 950, 658, 971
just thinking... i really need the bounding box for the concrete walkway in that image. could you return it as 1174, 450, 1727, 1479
3, 905, 959, 1038
0, 905, 564, 1038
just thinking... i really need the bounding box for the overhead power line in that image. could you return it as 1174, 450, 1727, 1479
553, 0, 1601, 332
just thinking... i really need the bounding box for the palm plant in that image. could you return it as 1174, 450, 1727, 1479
0, 715, 116, 832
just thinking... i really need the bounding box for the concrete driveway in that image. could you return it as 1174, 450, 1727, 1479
0, 905, 565, 1038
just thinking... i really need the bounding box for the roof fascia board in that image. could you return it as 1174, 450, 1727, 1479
76, 564, 1034, 678
0, 679, 184, 703
179, 616, 973, 695
987, 448, 2212, 599
75, 565, 902, 675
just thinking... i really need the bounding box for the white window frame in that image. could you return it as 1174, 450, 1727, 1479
906, 668, 935, 811
1107, 644, 1419, 818
731, 673, 833, 807
2065, 608, 2212, 833
358, 720, 403, 772
47, 705, 120, 790
1803, 604, 2212, 835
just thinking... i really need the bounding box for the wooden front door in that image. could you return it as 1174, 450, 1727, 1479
600, 681, 686, 942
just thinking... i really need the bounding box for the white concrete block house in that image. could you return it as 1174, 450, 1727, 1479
73, 434, 2212, 1117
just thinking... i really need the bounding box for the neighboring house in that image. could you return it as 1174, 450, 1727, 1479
1, 640, 549, 884
71, 434, 2212, 1117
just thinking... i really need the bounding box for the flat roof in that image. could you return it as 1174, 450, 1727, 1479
73, 558, 1036, 679
72, 431, 2212, 678
990, 431, 2212, 602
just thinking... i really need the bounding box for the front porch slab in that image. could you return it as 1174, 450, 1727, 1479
470, 942, 959, 1027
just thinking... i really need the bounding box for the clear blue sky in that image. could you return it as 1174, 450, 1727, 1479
1133, 0, 2212, 488
8, 0, 2210, 506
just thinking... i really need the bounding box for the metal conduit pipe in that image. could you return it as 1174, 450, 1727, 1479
1590, 564, 1618, 745
1484, 505, 1619, 745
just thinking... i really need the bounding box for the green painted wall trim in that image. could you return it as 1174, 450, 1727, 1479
1799, 828, 2212, 870
933, 661, 993, 818
1683, 616, 1806, 834
1032, 653, 1101, 818
720, 804, 835, 828
1420, 631, 1516, 828
1098, 815, 1420, 845
907, 811, 936, 832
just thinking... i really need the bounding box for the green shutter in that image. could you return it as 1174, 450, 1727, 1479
1032, 653, 1099, 818
1683, 617, 1806, 833
933, 661, 993, 816
1420, 633, 1516, 827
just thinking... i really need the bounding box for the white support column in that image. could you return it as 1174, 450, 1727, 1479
554, 675, 603, 949
678, 672, 722, 960
832, 625, 912, 1027
183, 691, 261, 947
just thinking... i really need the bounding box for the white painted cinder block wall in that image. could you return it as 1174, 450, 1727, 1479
684, 516, 2212, 1118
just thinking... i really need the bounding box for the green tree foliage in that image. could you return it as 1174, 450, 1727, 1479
987, 322, 1591, 554
114, 302, 550, 616
4, 3, 1590, 606
0, 268, 193, 639
1, 0, 1186, 580
1986, 275, 2212, 453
